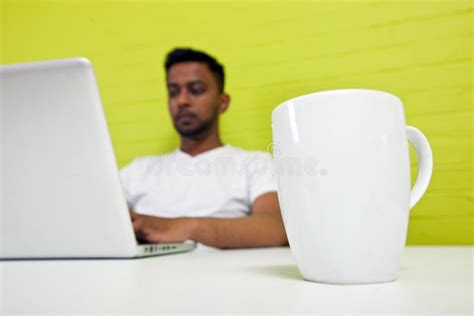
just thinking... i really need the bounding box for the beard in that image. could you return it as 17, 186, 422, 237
173, 109, 218, 138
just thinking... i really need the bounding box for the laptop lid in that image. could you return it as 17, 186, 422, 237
0, 58, 138, 258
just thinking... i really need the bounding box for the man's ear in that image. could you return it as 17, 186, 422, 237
218, 93, 230, 114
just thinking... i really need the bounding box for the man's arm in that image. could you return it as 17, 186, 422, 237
131, 192, 288, 249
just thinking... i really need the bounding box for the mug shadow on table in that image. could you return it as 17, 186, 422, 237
251, 264, 303, 281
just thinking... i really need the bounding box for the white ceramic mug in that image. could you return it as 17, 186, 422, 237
272, 89, 433, 284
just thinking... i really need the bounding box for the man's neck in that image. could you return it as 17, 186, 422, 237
180, 132, 224, 157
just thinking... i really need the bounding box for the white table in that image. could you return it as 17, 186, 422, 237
1, 246, 472, 315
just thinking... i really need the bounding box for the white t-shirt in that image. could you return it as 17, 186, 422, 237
120, 145, 277, 218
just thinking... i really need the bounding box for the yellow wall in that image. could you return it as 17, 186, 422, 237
1, 0, 472, 244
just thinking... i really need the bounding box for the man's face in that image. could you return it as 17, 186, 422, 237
166, 62, 227, 138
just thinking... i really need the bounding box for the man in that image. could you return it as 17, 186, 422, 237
120, 48, 287, 249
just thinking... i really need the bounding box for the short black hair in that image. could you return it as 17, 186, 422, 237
165, 48, 225, 93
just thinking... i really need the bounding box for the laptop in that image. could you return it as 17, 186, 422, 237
0, 58, 196, 259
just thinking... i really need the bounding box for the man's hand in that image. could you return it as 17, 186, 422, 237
130, 212, 196, 243
129, 192, 288, 248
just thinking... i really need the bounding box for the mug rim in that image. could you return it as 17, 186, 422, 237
272, 88, 403, 115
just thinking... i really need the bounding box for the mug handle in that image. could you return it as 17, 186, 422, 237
406, 126, 433, 209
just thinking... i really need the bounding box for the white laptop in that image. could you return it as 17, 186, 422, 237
0, 58, 196, 259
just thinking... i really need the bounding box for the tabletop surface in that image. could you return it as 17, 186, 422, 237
1, 245, 472, 314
